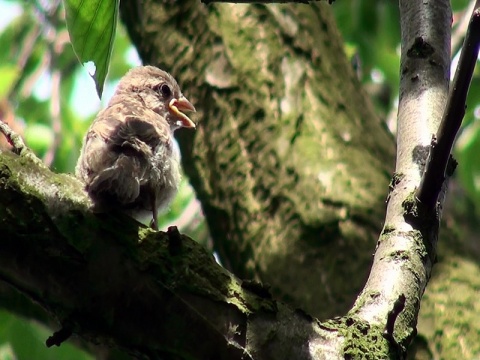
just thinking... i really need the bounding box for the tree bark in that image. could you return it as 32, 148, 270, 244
120, 1, 395, 319
0, 145, 372, 359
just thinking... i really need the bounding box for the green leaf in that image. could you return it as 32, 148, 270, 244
63, 0, 119, 98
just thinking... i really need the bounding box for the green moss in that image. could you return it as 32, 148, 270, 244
0, 162, 12, 179
411, 230, 428, 261
390, 172, 405, 188
402, 191, 418, 218
321, 316, 390, 359
389, 250, 410, 261
349, 290, 381, 314
137, 228, 277, 315
382, 224, 395, 234
344, 328, 388, 358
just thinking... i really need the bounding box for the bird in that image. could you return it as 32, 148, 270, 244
75, 65, 196, 230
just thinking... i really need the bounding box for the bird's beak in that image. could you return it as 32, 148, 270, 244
169, 97, 196, 128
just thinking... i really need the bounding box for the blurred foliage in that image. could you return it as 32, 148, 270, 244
0, 310, 92, 360
334, 0, 401, 102
334, 0, 480, 219
0, 0, 479, 359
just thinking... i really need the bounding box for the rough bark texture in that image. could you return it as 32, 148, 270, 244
120, 1, 395, 320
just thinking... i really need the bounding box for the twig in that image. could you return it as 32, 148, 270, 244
167, 226, 183, 256
416, 0, 480, 208
46, 326, 72, 347
0, 119, 45, 167
0, 119, 28, 154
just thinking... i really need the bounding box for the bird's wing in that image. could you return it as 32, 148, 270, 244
111, 116, 161, 156
93, 104, 168, 156
79, 104, 167, 205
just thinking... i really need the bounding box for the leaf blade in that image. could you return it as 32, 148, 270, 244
63, 0, 118, 98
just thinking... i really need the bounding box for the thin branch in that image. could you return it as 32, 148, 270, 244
46, 326, 73, 347
417, 0, 480, 208
0, 119, 46, 167
0, 119, 27, 153
351, 1, 451, 352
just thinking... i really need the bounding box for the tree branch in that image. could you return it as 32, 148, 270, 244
0, 122, 347, 359
350, 0, 452, 354
0, 118, 29, 153
417, 0, 480, 208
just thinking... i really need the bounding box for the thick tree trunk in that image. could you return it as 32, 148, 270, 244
120, 1, 395, 319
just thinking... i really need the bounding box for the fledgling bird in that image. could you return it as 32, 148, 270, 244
75, 65, 196, 230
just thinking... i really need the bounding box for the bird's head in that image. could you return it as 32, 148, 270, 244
114, 66, 196, 131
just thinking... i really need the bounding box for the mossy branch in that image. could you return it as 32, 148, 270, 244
0, 119, 408, 359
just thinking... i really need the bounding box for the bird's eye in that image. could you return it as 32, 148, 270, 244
159, 84, 171, 98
